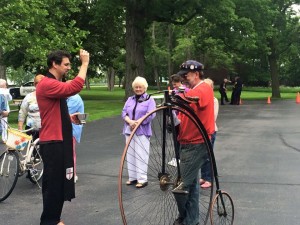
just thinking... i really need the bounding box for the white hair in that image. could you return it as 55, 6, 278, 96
204, 78, 214, 89
0, 79, 7, 88
132, 76, 148, 91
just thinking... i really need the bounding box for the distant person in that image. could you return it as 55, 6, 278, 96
121, 76, 156, 188
230, 79, 236, 105
36, 49, 89, 225
67, 93, 84, 183
234, 76, 243, 105
230, 76, 243, 105
18, 75, 44, 141
219, 78, 230, 105
0, 79, 12, 143
200, 78, 219, 189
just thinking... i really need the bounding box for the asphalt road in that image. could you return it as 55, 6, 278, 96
0, 99, 300, 225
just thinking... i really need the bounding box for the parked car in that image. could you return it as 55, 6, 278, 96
9, 87, 20, 99
20, 81, 35, 96
9, 81, 35, 99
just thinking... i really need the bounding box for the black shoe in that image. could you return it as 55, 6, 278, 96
136, 182, 148, 188
173, 217, 184, 225
126, 180, 137, 185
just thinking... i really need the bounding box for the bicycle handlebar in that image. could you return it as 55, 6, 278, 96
9, 127, 34, 133
21, 127, 34, 133
138, 90, 199, 105
0, 117, 35, 133
183, 96, 199, 103
137, 91, 165, 102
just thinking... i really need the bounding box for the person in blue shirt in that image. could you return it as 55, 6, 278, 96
67, 93, 84, 183
0, 94, 9, 136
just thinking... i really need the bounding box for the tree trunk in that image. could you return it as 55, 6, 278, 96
152, 23, 161, 90
124, 3, 146, 100
168, 24, 174, 83
0, 49, 6, 80
85, 77, 90, 90
107, 67, 115, 91
117, 73, 124, 88
268, 39, 281, 98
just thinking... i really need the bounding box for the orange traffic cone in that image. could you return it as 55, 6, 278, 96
296, 92, 300, 104
267, 96, 271, 104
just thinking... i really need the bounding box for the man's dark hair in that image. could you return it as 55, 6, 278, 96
47, 50, 71, 68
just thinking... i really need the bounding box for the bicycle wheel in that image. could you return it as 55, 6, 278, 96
28, 142, 43, 184
119, 106, 214, 225
0, 150, 19, 202
210, 191, 234, 225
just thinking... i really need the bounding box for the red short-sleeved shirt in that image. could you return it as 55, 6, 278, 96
178, 82, 215, 144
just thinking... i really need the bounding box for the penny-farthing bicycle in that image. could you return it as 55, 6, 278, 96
118, 90, 234, 225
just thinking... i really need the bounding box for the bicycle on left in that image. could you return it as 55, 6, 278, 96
0, 119, 43, 202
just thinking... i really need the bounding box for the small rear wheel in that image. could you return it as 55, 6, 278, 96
0, 150, 19, 202
28, 143, 43, 184
210, 191, 234, 225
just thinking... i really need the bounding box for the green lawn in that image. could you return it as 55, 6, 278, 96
6, 86, 300, 128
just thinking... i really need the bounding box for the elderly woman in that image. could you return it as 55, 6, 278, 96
18, 75, 44, 141
121, 76, 156, 188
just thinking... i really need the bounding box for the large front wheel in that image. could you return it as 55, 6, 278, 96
0, 150, 19, 202
118, 106, 214, 225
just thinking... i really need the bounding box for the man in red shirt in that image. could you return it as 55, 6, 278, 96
36, 49, 89, 225
172, 60, 214, 225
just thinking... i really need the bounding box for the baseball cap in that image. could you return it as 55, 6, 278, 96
177, 60, 204, 76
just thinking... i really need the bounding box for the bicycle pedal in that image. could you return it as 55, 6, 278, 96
30, 169, 38, 175
171, 182, 189, 195
172, 189, 189, 194
167, 158, 180, 167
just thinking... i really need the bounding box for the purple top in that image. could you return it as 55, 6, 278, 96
173, 85, 189, 94
122, 93, 156, 137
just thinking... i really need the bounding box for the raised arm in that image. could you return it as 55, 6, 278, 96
77, 49, 90, 81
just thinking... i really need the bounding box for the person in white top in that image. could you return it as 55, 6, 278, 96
18, 75, 44, 141
199, 78, 219, 189
0, 79, 12, 143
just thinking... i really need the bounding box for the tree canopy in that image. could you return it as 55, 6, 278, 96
0, 0, 87, 75
1, 0, 300, 99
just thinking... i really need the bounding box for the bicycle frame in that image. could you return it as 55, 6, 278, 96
17, 138, 40, 173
